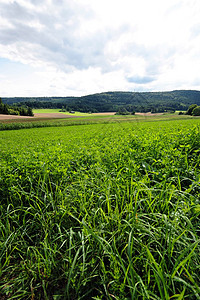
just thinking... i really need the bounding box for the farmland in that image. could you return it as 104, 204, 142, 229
0, 116, 200, 299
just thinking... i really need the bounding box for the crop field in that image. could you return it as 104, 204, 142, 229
0, 117, 200, 299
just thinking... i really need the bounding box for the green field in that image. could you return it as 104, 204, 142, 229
33, 108, 64, 113
33, 109, 92, 116
0, 117, 200, 299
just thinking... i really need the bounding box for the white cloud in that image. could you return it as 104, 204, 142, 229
0, 0, 200, 96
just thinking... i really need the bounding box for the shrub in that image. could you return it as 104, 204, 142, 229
186, 104, 197, 115
115, 107, 130, 115
192, 105, 200, 116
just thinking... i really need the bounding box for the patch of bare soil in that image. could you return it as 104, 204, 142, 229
0, 113, 79, 121
92, 112, 116, 116
33, 113, 79, 118
0, 114, 33, 120
135, 112, 164, 116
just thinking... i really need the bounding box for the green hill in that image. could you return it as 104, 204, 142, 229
3, 90, 200, 113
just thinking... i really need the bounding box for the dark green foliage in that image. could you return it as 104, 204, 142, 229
3, 90, 200, 113
59, 105, 68, 112
185, 103, 200, 116
0, 101, 9, 114
192, 105, 200, 116
27, 106, 34, 116
115, 107, 130, 115
186, 104, 198, 115
15, 106, 34, 116
0, 98, 34, 116
8, 108, 19, 115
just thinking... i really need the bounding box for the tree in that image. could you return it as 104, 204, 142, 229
192, 106, 200, 116
27, 106, 34, 116
115, 107, 130, 115
2, 103, 9, 114
186, 104, 197, 115
18, 107, 26, 116
0, 98, 34, 116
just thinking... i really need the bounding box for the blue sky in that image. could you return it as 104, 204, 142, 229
0, 0, 200, 96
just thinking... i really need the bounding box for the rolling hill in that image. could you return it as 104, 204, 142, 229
3, 90, 200, 113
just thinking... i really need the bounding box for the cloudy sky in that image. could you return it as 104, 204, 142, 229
0, 0, 200, 97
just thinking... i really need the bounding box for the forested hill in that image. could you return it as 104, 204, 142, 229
3, 90, 200, 113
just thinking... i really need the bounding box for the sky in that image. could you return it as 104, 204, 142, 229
0, 0, 200, 97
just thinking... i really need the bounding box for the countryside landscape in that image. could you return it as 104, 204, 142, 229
0, 91, 200, 299
1, 0, 200, 299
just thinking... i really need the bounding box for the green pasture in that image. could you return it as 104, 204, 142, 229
33, 108, 92, 116
0, 118, 200, 299
33, 108, 62, 113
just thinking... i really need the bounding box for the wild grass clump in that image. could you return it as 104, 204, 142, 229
0, 119, 200, 299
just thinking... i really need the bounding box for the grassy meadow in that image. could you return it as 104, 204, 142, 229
33, 109, 92, 116
0, 115, 200, 299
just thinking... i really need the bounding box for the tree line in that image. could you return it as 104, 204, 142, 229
2, 90, 200, 114
0, 98, 34, 116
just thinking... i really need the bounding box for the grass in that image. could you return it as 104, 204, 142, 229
33, 109, 62, 113
0, 118, 200, 299
33, 109, 93, 116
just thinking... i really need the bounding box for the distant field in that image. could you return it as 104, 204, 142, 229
33, 108, 62, 113
33, 109, 94, 116
0, 111, 195, 130
0, 117, 200, 299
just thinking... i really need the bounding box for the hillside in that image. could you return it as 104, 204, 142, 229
3, 90, 200, 113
